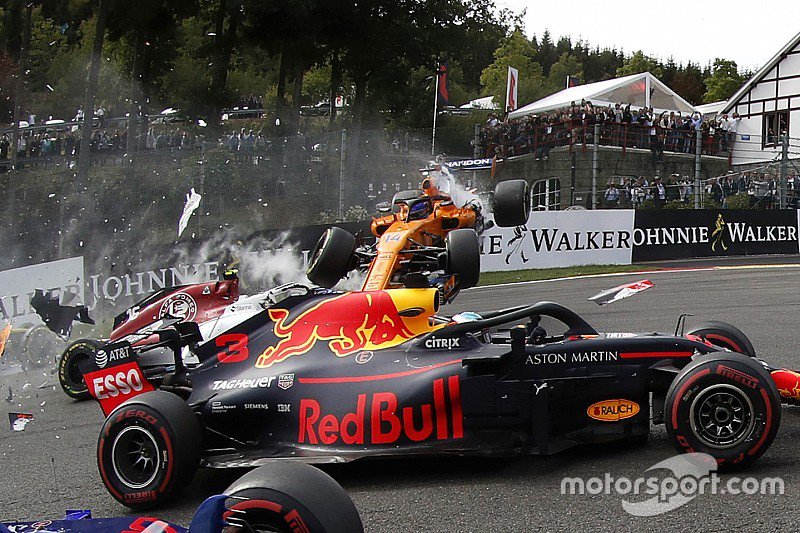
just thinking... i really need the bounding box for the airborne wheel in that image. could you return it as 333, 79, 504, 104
306, 227, 356, 288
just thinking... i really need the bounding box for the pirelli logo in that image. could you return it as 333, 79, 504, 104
717, 364, 759, 389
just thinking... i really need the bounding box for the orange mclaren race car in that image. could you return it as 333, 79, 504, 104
307, 174, 530, 301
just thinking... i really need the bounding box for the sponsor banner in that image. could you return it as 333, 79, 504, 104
87, 220, 370, 305
632, 209, 799, 262
0, 256, 85, 325
443, 158, 494, 171
480, 210, 635, 271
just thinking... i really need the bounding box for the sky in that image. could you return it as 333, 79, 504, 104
497, 0, 800, 72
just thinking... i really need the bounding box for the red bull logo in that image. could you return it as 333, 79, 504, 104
255, 290, 440, 368
299, 375, 463, 445
771, 369, 800, 400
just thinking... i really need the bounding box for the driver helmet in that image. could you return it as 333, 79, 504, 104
407, 199, 432, 221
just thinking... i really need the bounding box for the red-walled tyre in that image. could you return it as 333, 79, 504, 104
665, 352, 780, 471
223, 463, 364, 533
685, 321, 756, 357
97, 391, 201, 510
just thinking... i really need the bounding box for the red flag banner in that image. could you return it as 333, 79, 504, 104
437, 62, 450, 107
506, 67, 519, 112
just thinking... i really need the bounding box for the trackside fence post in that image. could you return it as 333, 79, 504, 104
780, 134, 789, 209
592, 123, 599, 209
694, 128, 702, 209
10, 3, 32, 177
339, 129, 347, 220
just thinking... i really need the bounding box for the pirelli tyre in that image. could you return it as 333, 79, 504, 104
223, 462, 364, 533
492, 179, 530, 227
98, 390, 201, 510
685, 321, 756, 358
665, 352, 780, 471
307, 227, 356, 288
445, 228, 480, 289
59, 338, 101, 400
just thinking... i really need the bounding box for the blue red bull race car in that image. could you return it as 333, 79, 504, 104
1, 462, 363, 532
76, 283, 800, 509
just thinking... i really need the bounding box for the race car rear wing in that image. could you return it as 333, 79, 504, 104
79, 322, 202, 415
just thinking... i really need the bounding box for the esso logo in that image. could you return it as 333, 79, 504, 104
91, 369, 145, 399
158, 292, 197, 321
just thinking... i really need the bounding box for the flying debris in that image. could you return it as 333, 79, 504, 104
0, 322, 10, 358
178, 188, 202, 237
30, 289, 94, 338
9, 413, 33, 431
588, 279, 654, 306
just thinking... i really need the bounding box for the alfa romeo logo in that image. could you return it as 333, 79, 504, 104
158, 292, 198, 321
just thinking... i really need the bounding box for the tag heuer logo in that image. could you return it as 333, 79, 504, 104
278, 373, 294, 390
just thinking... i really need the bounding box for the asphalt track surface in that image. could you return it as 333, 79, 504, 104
4, 259, 800, 531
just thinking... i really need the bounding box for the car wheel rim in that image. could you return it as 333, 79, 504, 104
689, 384, 754, 449
67, 353, 88, 387
231, 508, 288, 533
310, 230, 331, 268
111, 426, 161, 489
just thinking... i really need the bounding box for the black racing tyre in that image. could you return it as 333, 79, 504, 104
492, 179, 530, 227
445, 228, 480, 289
685, 321, 756, 357
58, 338, 101, 400
306, 227, 356, 288
224, 463, 364, 533
98, 390, 201, 510
391, 189, 421, 214
665, 352, 780, 471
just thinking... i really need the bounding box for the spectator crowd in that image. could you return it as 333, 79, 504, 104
600, 170, 800, 209
480, 101, 742, 162
0, 127, 207, 166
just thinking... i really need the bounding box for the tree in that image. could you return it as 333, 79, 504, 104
77, 0, 110, 182
536, 30, 556, 75
703, 58, 745, 103
672, 62, 706, 105
617, 50, 663, 78
105, 0, 198, 150
582, 46, 623, 83
546, 52, 583, 93
480, 30, 546, 109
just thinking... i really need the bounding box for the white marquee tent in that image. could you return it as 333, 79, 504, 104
507, 72, 695, 120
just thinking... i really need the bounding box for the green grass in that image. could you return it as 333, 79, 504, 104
478, 264, 656, 286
